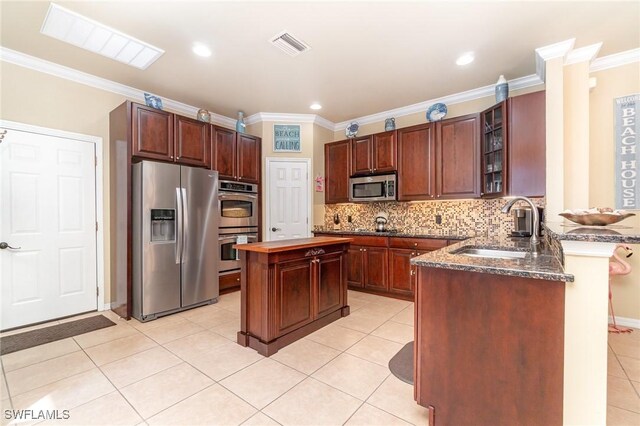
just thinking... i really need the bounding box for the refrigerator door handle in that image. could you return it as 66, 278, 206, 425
181, 187, 188, 265
175, 187, 183, 264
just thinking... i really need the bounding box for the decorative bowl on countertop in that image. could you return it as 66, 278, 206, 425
559, 212, 635, 226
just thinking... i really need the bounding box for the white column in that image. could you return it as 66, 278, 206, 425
561, 240, 616, 426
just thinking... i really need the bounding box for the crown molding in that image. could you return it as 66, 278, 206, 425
4, 43, 637, 136
590, 47, 640, 73
0, 46, 237, 129
245, 112, 335, 130
333, 73, 544, 131
535, 38, 576, 81
565, 42, 603, 66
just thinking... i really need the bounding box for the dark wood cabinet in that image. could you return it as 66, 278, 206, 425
481, 102, 508, 197
131, 103, 174, 161
212, 125, 236, 180
324, 140, 351, 204
436, 114, 480, 199
317, 252, 345, 318
363, 247, 388, 292
508, 90, 546, 197
316, 232, 450, 300
397, 124, 436, 200
351, 131, 397, 176
237, 133, 261, 183
351, 136, 373, 176
388, 237, 448, 297
219, 272, 241, 294
131, 103, 211, 168
372, 131, 397, 173
481, 91, 546, 198
343, 235, 389, 293
212, 128, 261, 184
174, 115, 210, 167
275, 258, 314, 336
347, 245, 365, 288
414, 267, 563, 425
236, 238, 350, 356
389, 249, 415, 297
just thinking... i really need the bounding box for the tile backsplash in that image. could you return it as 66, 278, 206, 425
320, 198, 545, 237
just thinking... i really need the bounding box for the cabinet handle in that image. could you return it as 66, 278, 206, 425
363, 249, 367, 252
411, 252, 415, 256
437, 194, 441, 198
236, 278, 240, 281
170, 155, 174, 159
417, 252, 421, 256
414, 243, 418, 247
410, 269, 416, 276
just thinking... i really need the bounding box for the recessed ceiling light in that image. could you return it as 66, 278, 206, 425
40, 3, 164, 70
310, 103, 322, 110
192, 43, 211, 57
456, 52, 475, 66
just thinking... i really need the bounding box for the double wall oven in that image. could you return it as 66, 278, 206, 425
218, 181, 258, 276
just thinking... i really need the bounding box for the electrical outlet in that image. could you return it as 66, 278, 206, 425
435, 214, 442, 224
347, 215, 352, 223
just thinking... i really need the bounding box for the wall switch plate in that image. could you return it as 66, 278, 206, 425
435, 214, 442, 224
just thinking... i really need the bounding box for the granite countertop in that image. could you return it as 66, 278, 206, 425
544, 222, 640, 244
411, 235, 574, 282
312, 228, 468, 241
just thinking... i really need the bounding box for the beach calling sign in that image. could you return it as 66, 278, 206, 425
615, 94, 640, 210
274, 124, 301, 152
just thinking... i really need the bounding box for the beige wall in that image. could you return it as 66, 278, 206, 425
589, 62, 640, 321
1, 62, 123, 305
0, 61, 236, 306
249, 120, 334, 238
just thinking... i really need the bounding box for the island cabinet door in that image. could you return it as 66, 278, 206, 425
274, 258, 314, 337
316, 252, 344, 318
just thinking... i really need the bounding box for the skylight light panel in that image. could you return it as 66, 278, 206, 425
40, 3, 164, 70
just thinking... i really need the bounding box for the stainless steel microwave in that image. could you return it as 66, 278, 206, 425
349, 174, 396, 202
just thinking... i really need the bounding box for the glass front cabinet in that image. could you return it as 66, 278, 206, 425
481, 101, 507, 197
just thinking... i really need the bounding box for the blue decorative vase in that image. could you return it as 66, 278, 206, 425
495, 75, 509, 103
385, 118, 396, 131
236, 111, 246, 133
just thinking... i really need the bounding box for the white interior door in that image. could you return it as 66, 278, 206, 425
0, 128, 97, 330
267, 158, 310, 241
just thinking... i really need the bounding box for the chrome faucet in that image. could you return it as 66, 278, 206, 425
501, 196, 540, 256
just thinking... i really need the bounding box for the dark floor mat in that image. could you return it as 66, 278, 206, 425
0, 315, 116, 355
389, 341, 414, 385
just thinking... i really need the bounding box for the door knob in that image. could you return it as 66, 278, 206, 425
0, 242, 21, 250
271, 227, 281, 232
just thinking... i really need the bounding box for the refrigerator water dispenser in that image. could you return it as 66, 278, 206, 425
150, 209, 175, 242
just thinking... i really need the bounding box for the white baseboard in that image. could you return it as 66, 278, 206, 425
609, 315, 640, 330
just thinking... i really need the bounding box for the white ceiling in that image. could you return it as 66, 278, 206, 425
1, 1, 638, 123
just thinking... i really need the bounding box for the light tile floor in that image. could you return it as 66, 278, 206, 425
1, 290, 638, 425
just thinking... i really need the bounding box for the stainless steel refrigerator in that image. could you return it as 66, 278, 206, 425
132, 160, 219, 321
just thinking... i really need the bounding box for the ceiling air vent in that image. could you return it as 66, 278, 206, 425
270, 31, 310, 57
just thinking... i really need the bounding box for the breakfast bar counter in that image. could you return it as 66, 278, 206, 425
234, 237, 352, 356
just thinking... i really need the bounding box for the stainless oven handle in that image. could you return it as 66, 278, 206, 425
218, 236, 238, 242
219, 193, 257, 199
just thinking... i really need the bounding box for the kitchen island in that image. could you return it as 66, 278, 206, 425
411, 236, 573, 426
234, 236, 352, 356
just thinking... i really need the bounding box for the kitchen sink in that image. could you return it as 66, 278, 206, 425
452, 247, 527, 260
